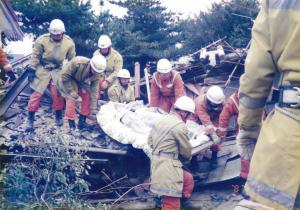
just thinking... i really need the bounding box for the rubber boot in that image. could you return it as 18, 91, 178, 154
78, 114, 94, 131
55, 110, 63, 127
68, 119, 76, 129
27, 111, 35, 131
210, 150, 218, 169
68, 119, 80, 137
77, 115, 86, 130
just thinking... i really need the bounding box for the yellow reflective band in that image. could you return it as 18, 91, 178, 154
247, 177, 295, 209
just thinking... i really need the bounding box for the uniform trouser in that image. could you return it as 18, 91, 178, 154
65, 88, 90, 120
162, 170, 194, 210
28, 81, 64, 112
240, 157, 250, 179
245, 107, 300, 210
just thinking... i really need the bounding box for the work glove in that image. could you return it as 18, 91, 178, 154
209, 132, 221, 144
6, 71, 16, 82
204, 124, 217, 135
27, 67, 36, 83
216, 128, 227, 139
236, 127, 260, 161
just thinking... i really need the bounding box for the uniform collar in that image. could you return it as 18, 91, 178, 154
170, 111, 183, 122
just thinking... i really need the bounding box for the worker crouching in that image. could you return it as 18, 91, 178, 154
150, 58, 185, 113
56, 55, 106, 135
108, 68, 135, 103
194, 85, 225, 168
93, 35, 123, 99
148, 96, 195, 210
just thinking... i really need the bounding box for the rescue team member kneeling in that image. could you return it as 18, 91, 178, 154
55, 55, 106, 135
148, 96, 195, 210
107, 68, 135, 103
150, 58, 185, 113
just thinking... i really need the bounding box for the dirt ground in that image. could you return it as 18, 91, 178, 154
117, 183, 244, 210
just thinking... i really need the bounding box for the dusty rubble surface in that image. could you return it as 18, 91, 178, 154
118, 183, 243, 210
0, 93, 108, 145
0, 94, 243, 209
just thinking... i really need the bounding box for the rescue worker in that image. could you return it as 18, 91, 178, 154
150, 58, 185, 113
217, 90, 249, 179
218, 90, 239, 139
219, 91, 267, 180
107, 68, 135, 103
26, 19, 76, 130
93, 35, 123, 98
194, 85, 225, 168
0, 47, 16, 83
56, 55, 106, 133
148, 96, 195, 210
234, 0, 300, 209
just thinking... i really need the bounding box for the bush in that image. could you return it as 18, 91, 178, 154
0, 133, 109, 209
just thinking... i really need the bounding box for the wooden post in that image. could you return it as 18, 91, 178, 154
144, 65, 151, 104
134, 62, 140, 98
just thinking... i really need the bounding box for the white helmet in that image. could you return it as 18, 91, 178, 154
174, 96, 195, 114
90, 55, 107, 73
98, 35, 112, 49
157, 58, 172, 74
117, 69, 130, 79
206, 86, 225, 104
49, 19, 65, 35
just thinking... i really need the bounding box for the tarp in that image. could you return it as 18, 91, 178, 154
97, 101, 213, 157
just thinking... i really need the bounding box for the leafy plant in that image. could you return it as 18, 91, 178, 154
0, 133, 109, 209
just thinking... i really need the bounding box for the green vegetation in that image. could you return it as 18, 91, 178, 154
0, 133, 109, 209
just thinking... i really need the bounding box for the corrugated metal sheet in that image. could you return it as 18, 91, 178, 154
0, 0, 23, 41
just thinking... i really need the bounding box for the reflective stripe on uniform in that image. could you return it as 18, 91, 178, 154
239, 92, 267, 109
230, 94, 239, 110
247, 177, 295, 209
269, 0, 300, 10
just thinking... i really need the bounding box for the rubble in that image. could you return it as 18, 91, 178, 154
0, 32, 248, 209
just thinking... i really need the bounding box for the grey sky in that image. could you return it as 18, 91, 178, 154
90, 0, 222, 18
